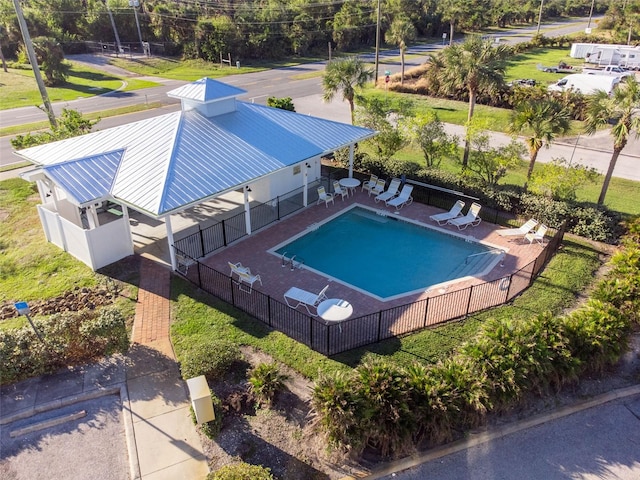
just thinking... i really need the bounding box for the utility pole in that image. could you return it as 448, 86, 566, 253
536, 0, 545, 35
587, 0, 596, 30
374, 0, 381, 86
129, 0, 144, 53
102, 0, 123, 54
12, 0, 57, 128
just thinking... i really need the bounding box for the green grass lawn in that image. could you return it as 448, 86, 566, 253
0, 62, 159, 110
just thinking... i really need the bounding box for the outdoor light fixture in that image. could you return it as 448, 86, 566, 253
305, 163, 311, 168
245, 186, 252, 192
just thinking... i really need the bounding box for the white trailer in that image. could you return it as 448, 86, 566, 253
548, 74, 621, 96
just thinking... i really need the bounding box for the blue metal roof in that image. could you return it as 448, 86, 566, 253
16, 79, 376, 217
167, 77, 247, 102
42, 150, 124, 205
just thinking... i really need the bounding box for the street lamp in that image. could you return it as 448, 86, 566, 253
129, 0, 144, 53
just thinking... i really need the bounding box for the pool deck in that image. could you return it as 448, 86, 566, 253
201, 188, 545, 319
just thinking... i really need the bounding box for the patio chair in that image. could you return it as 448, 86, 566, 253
385, 184, 414, 210
497, 218, 538, 237
374, 178, 401, 203
525, 224, 548, 245
429, 200, 466, 226
447, 202, 482, 230
332, 181, 348, 201
361, 174, 378, 193
229, 262, 262, 293
368, 178, 387, 197
284, 285, 329, 315
316, 186, 334, 207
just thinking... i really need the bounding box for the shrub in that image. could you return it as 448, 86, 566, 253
248, 362, 288, 407
208, 462, 274, 480
179, 339, 241, 381
0, 307, 130, 385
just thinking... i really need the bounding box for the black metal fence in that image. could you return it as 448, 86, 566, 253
174, 175, 564, 355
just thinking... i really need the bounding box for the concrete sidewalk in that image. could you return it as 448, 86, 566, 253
0, 257, 209, 480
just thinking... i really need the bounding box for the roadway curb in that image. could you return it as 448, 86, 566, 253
0, 385, 121, 425
340, 383, 640, 480
120, 383, 142, 480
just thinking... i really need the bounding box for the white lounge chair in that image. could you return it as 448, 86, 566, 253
374, 178, 401, 203
525, 224, 548, 245
283, 285, 329, 315
368, 178, 386, 197
361, 174, 378, 193
317, 186, 334, 207
385, 184, 414, 210
228, 262, 262, 293
332, 181, 348, 201
447, 202, 482, 230
429, 200, 465, 226
497, 218, 538, 237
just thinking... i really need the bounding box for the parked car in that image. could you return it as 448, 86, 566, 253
582, 65, 634, 78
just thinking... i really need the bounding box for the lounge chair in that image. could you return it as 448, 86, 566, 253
525, 224, 548, 245
284, 285, 329, 315
374, 178, 401, 203
497, 218, 538, 237
361, 174, 378, 193
429, 200, 465, 226
368, 178, 386, 197
332, 181, 348, 201
385, 184, 414, 210
447, 202, 482, 230
316, 186, 334, 207
228, 262, 262, 293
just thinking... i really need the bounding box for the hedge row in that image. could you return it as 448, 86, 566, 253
312, 218, 640, 457
341, 151, 623, 243
0, 307, 129, 385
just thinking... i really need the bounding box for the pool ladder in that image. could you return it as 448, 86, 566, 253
281, 252, 305, 271
465, 248, 506, 265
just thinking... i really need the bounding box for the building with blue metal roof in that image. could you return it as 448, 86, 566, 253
15, 77, 376, 271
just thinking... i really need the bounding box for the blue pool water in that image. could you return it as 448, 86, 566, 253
273, 206, 497, 300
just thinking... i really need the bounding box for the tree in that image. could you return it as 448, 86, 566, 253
385, 16, 416, 86
508, 98, 572, 181
322, 56, 373, 124
267, 96, 295, 111
31, 36, 69, 86
529, 158, 598, 201
355, 96, 411, 161
430, 35, 510, 167
467, 126, 525, 186
11, 109, 99, 149
584, 77, 640, 205
404, 112, 459, 168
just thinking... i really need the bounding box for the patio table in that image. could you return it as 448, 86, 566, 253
339, 177, 361, 196
317, 298, 353, 330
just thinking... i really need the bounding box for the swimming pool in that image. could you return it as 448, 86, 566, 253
272, 205, 504, 300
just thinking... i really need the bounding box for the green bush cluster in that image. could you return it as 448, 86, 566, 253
179, 339, 241, 381
207, 462, 274, 480
0, 307, 129, 385
312, 218, 640, 457
248, 362, 288, 407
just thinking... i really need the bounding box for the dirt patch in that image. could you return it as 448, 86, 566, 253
201, 346, 364, 479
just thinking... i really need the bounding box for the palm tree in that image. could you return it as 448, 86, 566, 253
322, 56, 373, 124
432, 36, 510, 167
584, 77, 640, 205
385, 16, 416, 86
509, 98, 572, 181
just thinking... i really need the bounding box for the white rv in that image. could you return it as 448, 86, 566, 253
547, 74, 621, 96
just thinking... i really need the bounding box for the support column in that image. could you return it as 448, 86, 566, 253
303, 165, 309, 207
165, 215, 176, 271
244, 187, 252, 235
348, 143, 355, 178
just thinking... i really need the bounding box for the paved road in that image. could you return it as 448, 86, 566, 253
376, 391, 640, 480
3, 14, 638, 184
